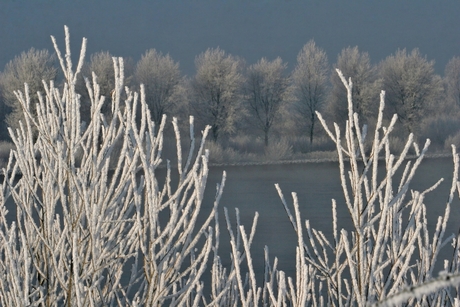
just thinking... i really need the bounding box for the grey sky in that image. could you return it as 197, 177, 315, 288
0, 0, 459, 76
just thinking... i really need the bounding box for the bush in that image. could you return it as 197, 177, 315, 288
387, 136, 410, 155
0, 28, 226, 306
299, 71, 460, 305
264, 138, 293, 161
227, 134, 264, 155
205, 140, 234, 163
445, 131, 460, 151
420, 115, 460, 150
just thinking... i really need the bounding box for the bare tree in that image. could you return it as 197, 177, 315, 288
328, 46, 378, 126
134, 49, 182, 125
291, 40, 329, 145
190, 48, 244, 141
444, 56, 460, 108
0, 48, 57, 132
245, 57, 288, 146
380, 48, 443, 133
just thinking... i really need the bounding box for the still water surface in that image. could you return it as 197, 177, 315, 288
201, 157, 460, 281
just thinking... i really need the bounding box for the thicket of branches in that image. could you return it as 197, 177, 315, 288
1, 27, 460, 306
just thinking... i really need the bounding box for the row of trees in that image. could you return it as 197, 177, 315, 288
1, 41, 459, 148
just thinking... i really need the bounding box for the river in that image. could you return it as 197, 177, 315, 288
201, 157, 460, 281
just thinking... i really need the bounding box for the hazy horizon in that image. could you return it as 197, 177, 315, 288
1, 1, 459, 76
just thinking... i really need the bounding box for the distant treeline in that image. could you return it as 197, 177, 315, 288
1, 41, 460, 155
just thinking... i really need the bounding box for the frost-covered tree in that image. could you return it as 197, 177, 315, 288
328, 46, 378, 126
190, 48, 244, 141
291, 40, 329, 145
380, 48, 443, 133
0, 48, 57, 132
245, 57, 289, 146
134, 49, 183, 126
85, 51, 115, 96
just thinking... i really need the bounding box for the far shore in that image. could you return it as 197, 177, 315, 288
0, 150, 455, 177
207, 151, 454, 168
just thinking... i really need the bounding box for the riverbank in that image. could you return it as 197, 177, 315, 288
0, 139, 455, 176
207, 152, 454, 167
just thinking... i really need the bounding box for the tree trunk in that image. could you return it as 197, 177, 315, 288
309, 113, 315, 146
212, 124, 219, 141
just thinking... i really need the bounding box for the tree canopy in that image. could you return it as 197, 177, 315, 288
135, 49, 182, 126
380, 48, 443, 133
0, 48, 57, 133
190, 48, 244, 141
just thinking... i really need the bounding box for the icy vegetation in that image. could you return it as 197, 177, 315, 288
1, 27, 460, 306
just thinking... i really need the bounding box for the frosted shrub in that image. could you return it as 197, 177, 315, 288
419, 115, 460, 150
0, 27, 227, 306
264, 138, 293, 161
446, 132, 460, 151
275, 70, 460, 306
228, 135, 264, 155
